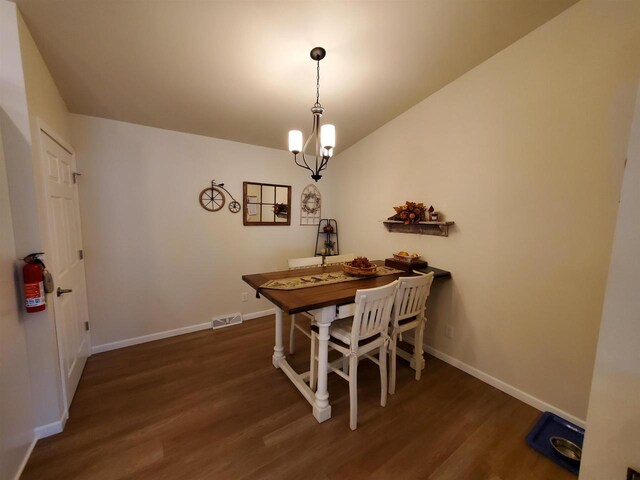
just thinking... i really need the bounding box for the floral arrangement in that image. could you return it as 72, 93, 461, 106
273, 203, 288, 218
388, 201, 427, 224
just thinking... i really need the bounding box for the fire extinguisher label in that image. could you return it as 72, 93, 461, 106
25, 282, 45, 307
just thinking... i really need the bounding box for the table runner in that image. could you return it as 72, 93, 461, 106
259, 266, 403, 291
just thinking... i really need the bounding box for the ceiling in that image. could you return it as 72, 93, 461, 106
17, 0, 577, 152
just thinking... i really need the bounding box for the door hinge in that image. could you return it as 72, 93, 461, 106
85, 321, 89, 331
73, 172, 82, 184
78, 249, 84, 260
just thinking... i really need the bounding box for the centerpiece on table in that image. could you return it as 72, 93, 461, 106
388, 201, 427, 224
393, 251, 422, 263
342, 256, 378, 276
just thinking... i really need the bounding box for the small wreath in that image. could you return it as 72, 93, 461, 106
301, 192, 321, 214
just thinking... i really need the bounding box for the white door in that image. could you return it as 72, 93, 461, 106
40, 129, 90, 407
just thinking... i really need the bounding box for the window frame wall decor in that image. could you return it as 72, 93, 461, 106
243, 181, 292, 226
300, 184, 321, 226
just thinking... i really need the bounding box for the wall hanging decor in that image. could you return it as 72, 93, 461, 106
383, 200, 454, 237
199, 179, 241, 213
300, 184, 321, 225
273, 203, 288, 219
243, 181, 291, 226
287, 47, 336, 182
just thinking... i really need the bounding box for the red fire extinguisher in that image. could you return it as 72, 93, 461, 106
23, 253, 48, 313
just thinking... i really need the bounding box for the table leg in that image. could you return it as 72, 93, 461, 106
312, 306, 332, 422
272, 307, 285, 368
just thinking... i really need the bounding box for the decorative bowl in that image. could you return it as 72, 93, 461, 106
342, 263, 378, 276
393, 252, 421, 263
549, 436, 582, 465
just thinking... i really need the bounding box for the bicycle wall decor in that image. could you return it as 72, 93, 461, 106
199, 180, 241, 213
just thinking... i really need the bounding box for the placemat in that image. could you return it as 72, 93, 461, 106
259, 266, 402, 291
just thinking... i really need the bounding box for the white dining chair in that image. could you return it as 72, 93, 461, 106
388, 272, 435, 395
324, 253, 356, 265
309, 280, 399, 430
287, 256, 323, 354
288, 256, 323, 269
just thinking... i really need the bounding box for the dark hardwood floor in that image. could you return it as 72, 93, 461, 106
23, 316, 574, 480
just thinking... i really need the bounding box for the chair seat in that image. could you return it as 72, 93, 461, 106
396, 315, 419, 327
328, 316, 355, 344
311, 319, 381, 349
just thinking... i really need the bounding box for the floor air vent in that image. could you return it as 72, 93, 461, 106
212, 313, 243, 329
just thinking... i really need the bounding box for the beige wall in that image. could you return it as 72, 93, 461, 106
0, 3, 36, 478
19, 12, 72, 142
0, 99, 35, 480
72, 115, 326, 348
16, 10, 72, 429
328, 0, 640, 422
580, 80, 640, 478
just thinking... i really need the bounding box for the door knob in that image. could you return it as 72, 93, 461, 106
57, 287, 73, 297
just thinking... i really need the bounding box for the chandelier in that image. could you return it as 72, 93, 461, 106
288, 47, 335, 182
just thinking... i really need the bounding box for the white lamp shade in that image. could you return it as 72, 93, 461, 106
288, 130, 303, 153
320, 124, 335, 149
322, 147, 333, 158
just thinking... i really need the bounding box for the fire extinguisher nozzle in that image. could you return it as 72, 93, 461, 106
23, 252, 45, 263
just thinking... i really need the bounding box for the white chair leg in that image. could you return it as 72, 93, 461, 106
309, 331, 317, 390
349, 355, 358, 430
379, 344, 388, 407
389, 332, 398, 395
414, 321, 425, 381
289, 314, 296, 354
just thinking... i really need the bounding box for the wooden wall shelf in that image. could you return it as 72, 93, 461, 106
383, 220, 454, 237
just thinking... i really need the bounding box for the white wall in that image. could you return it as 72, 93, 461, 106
0, 3, 36, 478
579, 80, 640, 479
328, 0, 640, 422
72, 115, 328, 349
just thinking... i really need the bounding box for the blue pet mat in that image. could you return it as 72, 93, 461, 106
526, 411, 584, 475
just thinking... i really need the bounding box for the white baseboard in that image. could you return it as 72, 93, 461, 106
16, 409, 68, 479
91, 322, 211, 354
242, 308, 275, 321
13, 436, 37, 480
91, 309, 276, 354
34, 409, 68, 439
424, 345, 586, 428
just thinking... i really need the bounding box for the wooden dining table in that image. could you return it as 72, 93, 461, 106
242, 260, 450, 423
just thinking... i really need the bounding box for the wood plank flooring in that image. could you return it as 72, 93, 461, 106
23, 316, 575, 480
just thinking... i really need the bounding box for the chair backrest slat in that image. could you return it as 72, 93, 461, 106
349, 281, 398, 346
324, 253, 356, 265
391, 272, 435, 327
288, 256, 322, 269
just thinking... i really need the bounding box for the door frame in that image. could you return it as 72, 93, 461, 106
34, 118, 91, 414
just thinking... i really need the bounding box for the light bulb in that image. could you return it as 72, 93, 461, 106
322, 147, 333, 158
320, 124, 335, 149
288, 130, 303, 154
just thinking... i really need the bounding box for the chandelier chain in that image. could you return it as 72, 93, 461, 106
315, 60, 321, 107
